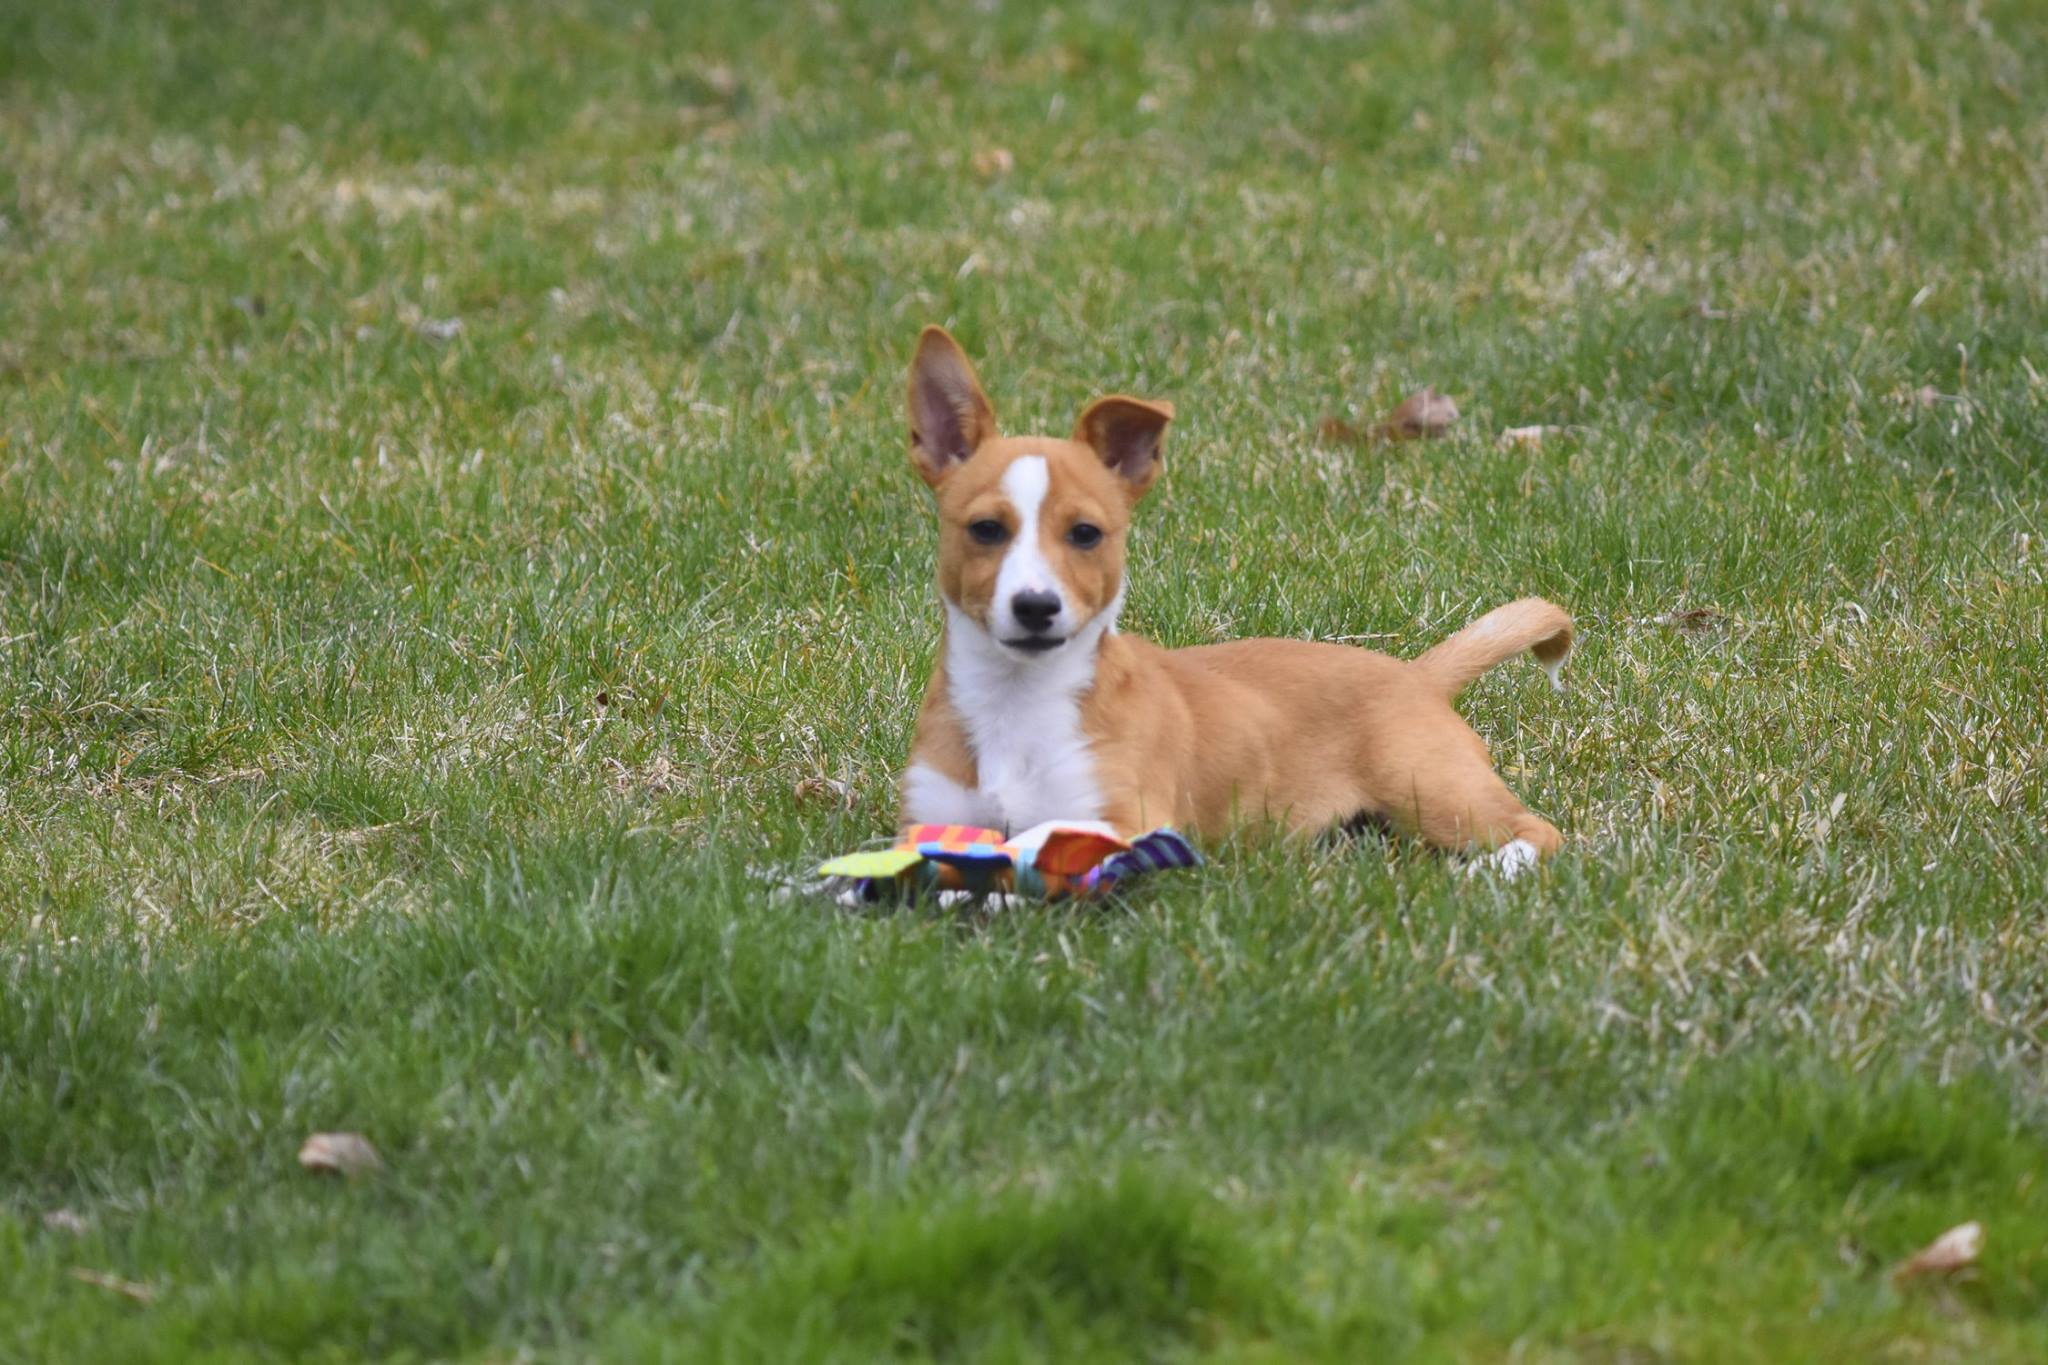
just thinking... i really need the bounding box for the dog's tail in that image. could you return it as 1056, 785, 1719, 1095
1412, 597, 1573, 699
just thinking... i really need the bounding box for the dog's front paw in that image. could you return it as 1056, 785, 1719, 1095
936, 888, 1021, 912
1462, 838, 1541, 882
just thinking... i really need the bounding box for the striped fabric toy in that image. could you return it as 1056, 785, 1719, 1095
818, 820, 1200, 904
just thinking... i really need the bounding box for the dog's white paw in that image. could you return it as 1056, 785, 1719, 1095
936, 889, 1020, 912
1463, 838, 1541, 881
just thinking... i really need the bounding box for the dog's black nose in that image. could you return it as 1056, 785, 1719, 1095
1011, 590, 1061, 632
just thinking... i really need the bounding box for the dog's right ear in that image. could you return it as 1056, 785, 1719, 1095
907, 326, 997, 488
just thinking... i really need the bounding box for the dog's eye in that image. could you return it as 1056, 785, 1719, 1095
967, 519, 1009, 546
1066, 522, 1104, 549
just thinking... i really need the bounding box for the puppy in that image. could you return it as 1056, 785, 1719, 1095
898, 327, 1572, 875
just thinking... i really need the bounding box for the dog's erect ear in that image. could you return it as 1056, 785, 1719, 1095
907, 326, 998, 488
1074, 395, 1174, 498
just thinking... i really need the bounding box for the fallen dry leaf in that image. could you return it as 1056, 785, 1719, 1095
1376, 386, 1458, 441
971, 146, 1016, 180
42, 1208, 90, 1236
1893, 1221, 1983, 1283
793, 775, 852, 808
1654, 607, 1724, 631
69, 1267, 155, 1303
1316, 387, 1460, 448
609, 753, 688, 796
298, 1131, 383, 1178
1499, 424, 1565, 449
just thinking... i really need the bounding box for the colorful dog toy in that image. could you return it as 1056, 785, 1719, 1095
818, 821, 1199, 904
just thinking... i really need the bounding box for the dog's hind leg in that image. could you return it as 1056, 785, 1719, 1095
1365, 706, 1561, 867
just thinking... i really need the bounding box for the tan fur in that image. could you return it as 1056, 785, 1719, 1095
902, 328, 1569, 860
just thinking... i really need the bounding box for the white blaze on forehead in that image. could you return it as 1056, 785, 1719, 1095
992, 455, 1062, 628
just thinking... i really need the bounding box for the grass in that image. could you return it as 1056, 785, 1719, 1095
2, 0, 2046, 1358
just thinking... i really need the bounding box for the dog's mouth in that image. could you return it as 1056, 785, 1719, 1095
1002, 636, 1065, 655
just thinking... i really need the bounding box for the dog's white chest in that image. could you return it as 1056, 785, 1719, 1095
954, 691, 1105, 832
901, 604, 1112, 834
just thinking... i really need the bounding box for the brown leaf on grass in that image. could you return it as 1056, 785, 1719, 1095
971, 146, 1016, 180
1316, 387, 1459, 448
298, 1132, 383, 1178
1376, 387, 1458, 441
1893, 1221, 1983, 1283
793, 775, 852, 808
1654, 607, 1724, 631
69, 1267, 155, 1303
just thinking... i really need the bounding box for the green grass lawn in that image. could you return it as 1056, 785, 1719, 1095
4, 0, 2046, 1358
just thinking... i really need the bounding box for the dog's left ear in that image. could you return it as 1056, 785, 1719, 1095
1074, 395, 1174, 498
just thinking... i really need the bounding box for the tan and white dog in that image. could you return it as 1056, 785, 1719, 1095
898, 327, 1573, 876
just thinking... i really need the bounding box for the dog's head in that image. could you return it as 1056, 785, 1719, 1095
906, 326, 1173, 658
